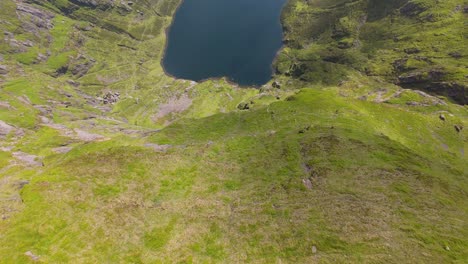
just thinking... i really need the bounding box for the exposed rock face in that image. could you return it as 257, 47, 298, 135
0, 120, 14, 136
52, 146, 73, 154
272, 81, 281, 88
144, 143, 172, 152
70, 54, 96, 77
13, 152, 43, 167
16, 2, 55, 30
0, 101, 12, 109
153, 94, 192, 120
97, 91, 120, 105
71, 62, 93, 77
404, 47, 421, 54
0, 65, 7, 75
70, 0, 115, 9
237, 102, 250, 110
73, 129, 107, 141
400, 1, 427, 17
423, 82, 467, 105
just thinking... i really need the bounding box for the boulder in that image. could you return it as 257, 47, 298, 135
400, 2, 427, 17
448, 51, 462, 59
0, 65, 8, 75
13, 180, 30, 190
424, 82, 467, 105
404, 47, 421, 54
70, 0, 115, 9
13, 152, 43, 167
272, 81, 281, 89
101, 91, 120, 105
71, 61, 94, 77
0, 120, 14, 136
237, 102, 250, 110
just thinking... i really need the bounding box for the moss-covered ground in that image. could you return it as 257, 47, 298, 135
0, 0, 467, 262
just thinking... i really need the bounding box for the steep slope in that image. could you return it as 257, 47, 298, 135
276, 0, 467, 104
0, 0, 467, 263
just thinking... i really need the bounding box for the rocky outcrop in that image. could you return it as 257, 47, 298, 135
71, 61, 94, 77
69, 0, 115, 9
13, 152, 43, 167
97, 91, 120, 105
0, 120, 14, 136
424, 82, 467, 105
16, 2, 55, 30
400, 1, 428, 17
0, 65, 8, 75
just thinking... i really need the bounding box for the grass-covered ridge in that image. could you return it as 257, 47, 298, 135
0, 0, 467, 262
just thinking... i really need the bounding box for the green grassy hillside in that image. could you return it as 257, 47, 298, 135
0, 0, 467, 263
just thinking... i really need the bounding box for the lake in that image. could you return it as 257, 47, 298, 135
162, 0, 286, 86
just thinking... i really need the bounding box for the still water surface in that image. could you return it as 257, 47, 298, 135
162, 0, 286, 86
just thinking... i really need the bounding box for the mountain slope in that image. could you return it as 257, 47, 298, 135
276, 0, 467, 104
0, 0, 467, 262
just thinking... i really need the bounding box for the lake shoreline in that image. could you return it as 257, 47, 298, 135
160, 0, 288, 88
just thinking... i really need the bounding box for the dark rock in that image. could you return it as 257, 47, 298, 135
398, 72, 425, 84
400, 2, 427, 17
454, 125, 463, 133
54, 65, 68, 77
398, 69, 446, 84
13, 180, 30, 190
71, 61, 94, 77
272, 81, 281, 89
428, 69, 445, 81
448, 51, 462, 59
298, 125, 311, 134
22, 40, 34, 47
337, 39, 355, 49
0, 65, 8, 75
424, 82, 467, 105
404, 48, 421, 54
439, 114, 446, 121
16, 3, 55, 30
67, 79, 80, 87
406, 101, 425, 106
237, 102, 250, 110
69, 0, 114, 9
287, 62, 307, 78
101, 91, 120, 105
392, 58, 409, 72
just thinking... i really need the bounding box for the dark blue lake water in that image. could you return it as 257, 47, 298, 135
162, 0, 286, 86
